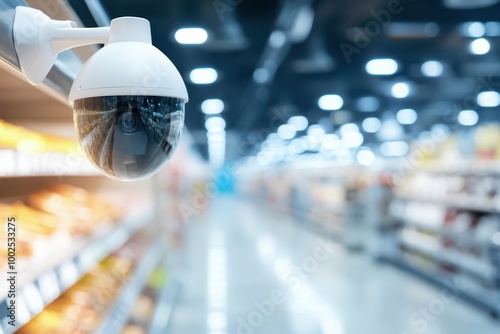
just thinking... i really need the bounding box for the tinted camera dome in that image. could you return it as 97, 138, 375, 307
74, 96, 184, 181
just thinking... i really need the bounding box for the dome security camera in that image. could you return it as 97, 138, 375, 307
13, 6, 189, 181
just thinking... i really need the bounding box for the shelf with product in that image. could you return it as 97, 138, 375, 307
0, 165, 195, 334
0, 119, 100, 178
120, 258, 180, 334
381, 126, 500, 318
238, 164, 372, 249
389, 200, 500, 315
0, 183, 160, 334
13, 230, 164, 334
386, 252, 500, 318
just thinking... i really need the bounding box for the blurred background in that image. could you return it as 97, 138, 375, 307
1, 0, 500, 333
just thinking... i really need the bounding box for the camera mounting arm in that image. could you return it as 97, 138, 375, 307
13, 6, 151, 85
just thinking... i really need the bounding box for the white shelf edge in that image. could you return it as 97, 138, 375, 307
385, 256, 500, 316
394, 214, 497, 248
394, 194, 498, 213
0, 173, 101, 178
399, 240, 497, 282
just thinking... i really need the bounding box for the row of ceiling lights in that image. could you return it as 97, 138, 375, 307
183, 26, 500, 116
173, 23, 497, 167
252, 121, 453, 167
266, 108, 479, 161
245, 20, 500, 168
206, 116, 226, 168
172, 28, 227, 167
317, 89, 500, 112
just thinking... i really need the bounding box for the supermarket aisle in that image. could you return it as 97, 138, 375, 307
168, 196, 499, 334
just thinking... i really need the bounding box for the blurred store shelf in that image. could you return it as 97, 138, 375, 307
0, 204, 155, 334
420, 161, 500, 176
385, 256, 500, 318
94, 239, 165, 334
0, 150, 99, 178
394, 193, 499, 213
386, 162, 500, 319
399, 236, 496, 282
148, 272, 181, 334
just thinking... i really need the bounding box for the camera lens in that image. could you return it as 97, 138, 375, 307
119, 111, 140, 134
73, 95, 185, 181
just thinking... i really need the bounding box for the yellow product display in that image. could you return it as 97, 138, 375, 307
27, 188, 116, 235
0, 185, 119, 269
0, 201, 59, 236
49, 184, 120, 219
17, 252, 137, 334
0, 120, 81, 154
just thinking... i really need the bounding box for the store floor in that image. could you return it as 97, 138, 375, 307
168, 196, 499, 334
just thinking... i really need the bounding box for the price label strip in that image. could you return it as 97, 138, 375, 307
37, 270, 60, 304
57, 260, 80, 290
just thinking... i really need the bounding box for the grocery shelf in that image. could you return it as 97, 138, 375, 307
383, 256, 500, 318
149, 275, 181, 334
0, 204, 155, 334
394, 212, 498, 248
0, 151, 100, 178
399, 239, 439, 259
400, 240, 497, 282
420, 162, 500, 176
94, 238, 165, 334
0, 172, 101, 179
394, 194, 497, 213
393, 214, 442, 233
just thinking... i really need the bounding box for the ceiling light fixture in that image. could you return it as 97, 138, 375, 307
205, 117, 226, 132
421, 60, 443, 77
391, 82, 410, 99
287, 116, 309, 131
278, 124, 297, 140
340, 123, 359, 136
362, 118, 381, 133
469, 38, 491, 55
396, 109, 418, 125
366, 59, 398, 75
190, 68, 218, 84
477, 91, 500, 107
458, 110, 479, 126
175, 28, 208, 44
201, 99, 225, 115
462, 22, 486, 37
318, 94, 344, 111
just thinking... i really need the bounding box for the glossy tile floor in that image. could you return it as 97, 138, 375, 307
168, 197, 499, 334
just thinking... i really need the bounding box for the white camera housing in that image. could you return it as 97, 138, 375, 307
13, 6, 189, 181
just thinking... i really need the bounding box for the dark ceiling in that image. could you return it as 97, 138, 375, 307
69, 0, 500, 161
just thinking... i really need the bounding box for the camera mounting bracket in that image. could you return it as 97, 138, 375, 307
13, 6, 151, 84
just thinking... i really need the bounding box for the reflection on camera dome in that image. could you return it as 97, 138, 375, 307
74, 96, 184, 181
